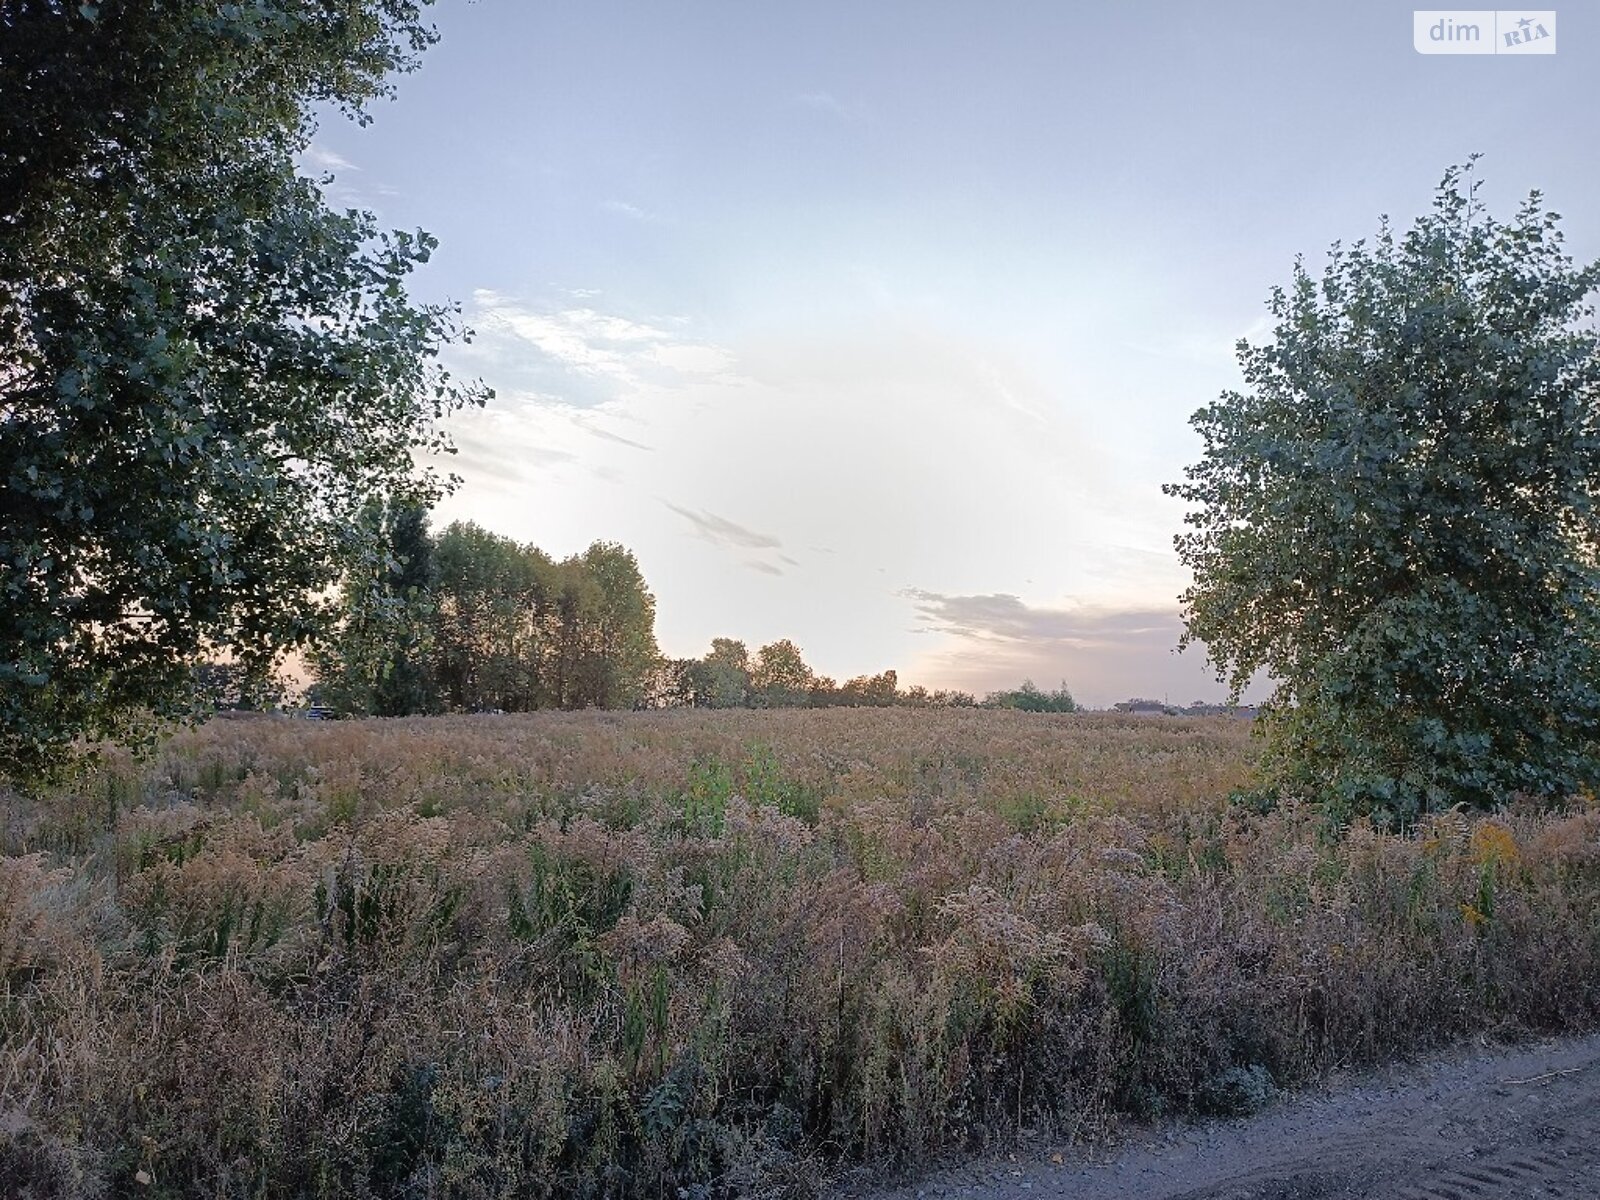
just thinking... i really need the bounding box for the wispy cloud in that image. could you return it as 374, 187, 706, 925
1121, 313, 1276, 370
463, 291, 741, 407
603, 198, 661, 222
444, 422, 579, 487
650, 342, 736, 375
301, 143, 357, 173
296, 142, 406, 216
664, 503, 783, 551
897, 589, 1269, 707
579, 423, 653, 451
662, 503, 793, 577
904, 589, 1175, 647
794, 91, 855, 120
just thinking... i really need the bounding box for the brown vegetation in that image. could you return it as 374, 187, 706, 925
2, 709, 1598, 1198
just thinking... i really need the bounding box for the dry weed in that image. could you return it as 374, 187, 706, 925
0, 710, 1595, 1197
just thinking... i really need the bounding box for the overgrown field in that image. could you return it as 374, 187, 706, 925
3, 709, 1599, 1198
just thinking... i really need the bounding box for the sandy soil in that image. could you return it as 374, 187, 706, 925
838, 1033, 1600, 1199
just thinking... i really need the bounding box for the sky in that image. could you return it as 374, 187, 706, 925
303, 1, 1600, 708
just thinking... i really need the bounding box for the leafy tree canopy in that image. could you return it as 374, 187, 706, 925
1168, 161, 1600, 819
311, 500, 438, 718
984, 679, 1076, 713
697, 638, 752, 708
315, 521, 662, 716
1, 0, 485, 774
750, 639, 814, 708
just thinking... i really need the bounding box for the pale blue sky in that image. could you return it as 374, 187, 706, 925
305, 1, 1599, 706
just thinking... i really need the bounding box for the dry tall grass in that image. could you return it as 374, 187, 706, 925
2, 709, 1598, 1197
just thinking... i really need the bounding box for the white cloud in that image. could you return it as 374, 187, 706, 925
603, 199, 660, 222
295, 142, 403, 216
461, 292, 743, 404
301, 143, 357, 173
649, 342, 736, 375
432, 293, 1246, 700
1122, 312, 1276, 370
559, 308, 674, 343
794, 91, 855, 120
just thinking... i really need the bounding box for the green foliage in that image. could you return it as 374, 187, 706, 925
370, 503, 440, 717
1197, 1063, 1275, 1118
699, 638, 752, 708
680, 757, 733, 836
834, 669, 901, 707
749, 639, 814, 709
367, 1062, 439, 1197
622, 965, 676, 1087
1169, 161, 1600, 818
506, 844, 634, 995
0, 0, 486, 777
572, 541, 662, 711
314, 520, 663, 714
316, 857, 463, 959
738, 743, 822, 824
663, 638, 973, 712
983, 679, 1077, 713
432, 520, 557, 711
898, 685, 977, 708
313, 501, 440, 717
191, 659, 284, 713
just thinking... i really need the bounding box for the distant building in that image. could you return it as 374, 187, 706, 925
1113, 698, 1176, 715
1112, 698, 1258, 719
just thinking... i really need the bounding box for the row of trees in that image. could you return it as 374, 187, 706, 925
660, 639, 1074, 711
658, 639, 969, 710
312, 511, 660, 715
309, 509, 1077, 716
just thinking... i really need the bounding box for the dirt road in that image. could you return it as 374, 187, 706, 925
844, 1033, 1600, 1199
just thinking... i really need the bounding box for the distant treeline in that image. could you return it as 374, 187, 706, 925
296, 506, 1080, 716
658, 644, 1077, 713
